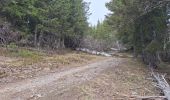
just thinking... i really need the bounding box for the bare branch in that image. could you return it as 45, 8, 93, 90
152, 69, 170, 100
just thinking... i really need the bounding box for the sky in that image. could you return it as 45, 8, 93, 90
84, 0, 111, 26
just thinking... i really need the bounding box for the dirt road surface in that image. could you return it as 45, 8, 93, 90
0, 57, 159, 100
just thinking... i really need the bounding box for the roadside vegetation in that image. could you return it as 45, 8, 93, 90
53, 57, 159, 100
0, 46, 104, 83
105, 0, 170, 68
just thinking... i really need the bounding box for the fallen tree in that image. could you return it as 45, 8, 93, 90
76, 48, 112, 57
151, 69, 170, 100
130, 68, 170, 100
132, 96, 166, 100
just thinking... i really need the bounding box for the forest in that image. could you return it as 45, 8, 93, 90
1, 0, 170, 63
106, 0, 170, 68
0, 0, 89, 49
1, 0, 170, 100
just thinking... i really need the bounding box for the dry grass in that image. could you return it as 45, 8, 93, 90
47, 57, 159, 100
44, 53, 99, 66
69, 58, 159, 100
0, 47, 103, 67
0, 47, 105, 81
0, 47, 44, 67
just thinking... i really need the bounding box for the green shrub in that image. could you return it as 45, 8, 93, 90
13, 49, 41, 59
145, 40, 162, 54
17, 49, 35, 57
7, 43, 19, 52
158, 62, 168, 68
7, 43, 41, 59
166, 42, 170, 50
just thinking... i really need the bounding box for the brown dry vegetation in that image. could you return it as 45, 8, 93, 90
0, 49, 161, 100
55, 58, 160, 100
0, 47, 105, 83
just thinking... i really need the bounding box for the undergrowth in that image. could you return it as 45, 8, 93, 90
5, 43, 43, 59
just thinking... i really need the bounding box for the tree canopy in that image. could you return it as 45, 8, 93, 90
0, 0, 89, 48
106, 0, 170, 66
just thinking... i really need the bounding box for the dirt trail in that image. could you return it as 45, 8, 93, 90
0, 56, 159, 100
0, 58, 118, 100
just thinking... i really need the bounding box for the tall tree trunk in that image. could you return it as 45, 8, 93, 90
38, 32, 43, 49
34, 33, 37, 47
60, 38, 65, 49
133, 46, 138, 58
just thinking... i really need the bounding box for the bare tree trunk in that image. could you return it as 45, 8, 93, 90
34, 33, 37, 47
133, 46, 138, 58
117, 41, 121, 51
157, 51, 162, 63
56, 39, 60, 49
37, 32, 43, 50
60, 38, 65, 49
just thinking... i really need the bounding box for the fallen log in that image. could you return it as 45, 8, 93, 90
151, 69, 170, 100
76, 48, 112, 57
133, 96, 166, 100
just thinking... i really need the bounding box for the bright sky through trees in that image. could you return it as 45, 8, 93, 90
84, 0, 111, 26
